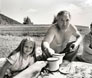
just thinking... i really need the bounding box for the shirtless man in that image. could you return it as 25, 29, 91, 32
41, 10, 82, 66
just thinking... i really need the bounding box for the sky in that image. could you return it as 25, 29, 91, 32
1, 0, 92, 26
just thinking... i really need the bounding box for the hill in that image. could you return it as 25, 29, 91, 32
0, 24, 89, 36
0, 13, 22, 25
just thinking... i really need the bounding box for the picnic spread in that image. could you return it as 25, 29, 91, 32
38, 62, 92, 78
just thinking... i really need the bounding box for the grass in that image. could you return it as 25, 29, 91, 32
0, 35, 44, 58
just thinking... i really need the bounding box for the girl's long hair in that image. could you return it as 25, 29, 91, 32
8, 38, 36, 61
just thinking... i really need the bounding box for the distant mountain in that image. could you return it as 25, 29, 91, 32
0, 13, 22, 25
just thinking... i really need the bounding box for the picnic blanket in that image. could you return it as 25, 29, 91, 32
66, 62, 92, 78
0, 58, 92, 78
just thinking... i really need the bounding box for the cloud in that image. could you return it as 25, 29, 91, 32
0, 0, 1, 11
66, 4, 82, 13
26, 8, 37, 13
77, 0, 92, 8
30, 0, 54, 7
52, 3, 82, 16
83, 0, 92, 7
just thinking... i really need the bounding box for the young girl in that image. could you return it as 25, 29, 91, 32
0, 37, 37, 78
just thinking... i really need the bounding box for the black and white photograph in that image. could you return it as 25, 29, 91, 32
0, 0, 92, 78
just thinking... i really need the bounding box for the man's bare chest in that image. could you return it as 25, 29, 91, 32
55, 32, 70, 44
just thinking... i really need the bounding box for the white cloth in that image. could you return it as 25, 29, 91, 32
7, 52, 35, 71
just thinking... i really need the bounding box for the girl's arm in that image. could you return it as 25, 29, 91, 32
0, 60, 11, 78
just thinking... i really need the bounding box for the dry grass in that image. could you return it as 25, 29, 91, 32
0, 35, 43, 58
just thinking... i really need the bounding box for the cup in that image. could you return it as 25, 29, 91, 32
52, 53, 64, 65
47, 57, 59, 71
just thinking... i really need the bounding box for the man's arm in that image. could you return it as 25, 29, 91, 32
70, 24, 83, 48
74, 32, 82, 46
43, 26, 55, 44
42, 26, 55, 55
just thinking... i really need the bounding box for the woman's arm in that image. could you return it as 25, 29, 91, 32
84, 43, 92, 54
83, 34, 92, 54
0, 60, 11, 78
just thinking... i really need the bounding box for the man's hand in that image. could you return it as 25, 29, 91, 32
70, 42, 78, 52
48, 48, 55, 55
43, 42, 55, 55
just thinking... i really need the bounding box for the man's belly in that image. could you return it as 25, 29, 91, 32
50, 36, 69, 53
50, 42, 67, 53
